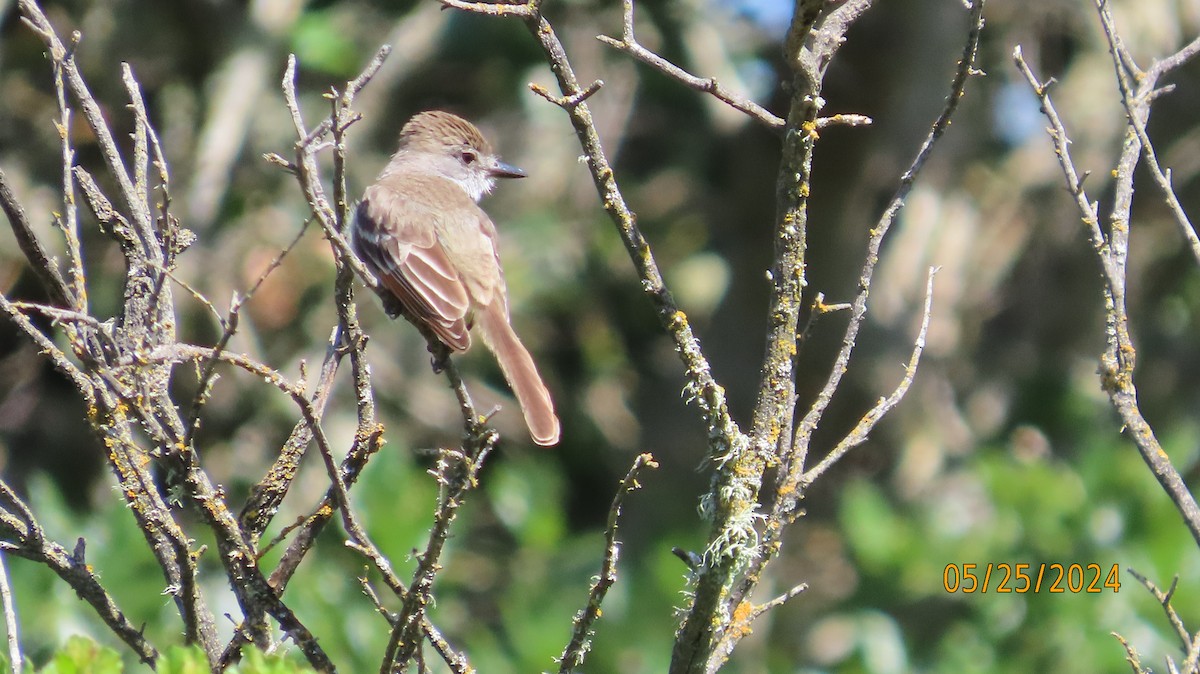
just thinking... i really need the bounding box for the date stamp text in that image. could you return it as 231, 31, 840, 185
943, 563, 1121, 593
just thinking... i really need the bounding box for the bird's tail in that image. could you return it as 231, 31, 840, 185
476, 304, 561, 446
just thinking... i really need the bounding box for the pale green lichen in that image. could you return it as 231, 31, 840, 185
697, 431, 765, 572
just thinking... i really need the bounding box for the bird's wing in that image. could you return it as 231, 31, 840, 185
353, 181, 472, 351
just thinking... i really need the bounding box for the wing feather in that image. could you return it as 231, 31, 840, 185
353, 182, 473, 351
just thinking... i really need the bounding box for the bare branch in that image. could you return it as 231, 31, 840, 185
800, 266, 938, 486
0, 552, 21, 674
381, 428, 497, 673
280, 56, 378, 287
242, 47, 394, 551
508, 8, 740, 453
0, 170, 74, 308
790, 0, 983, 476
672, 2, 978, 671
18, 0, 154, 246
1126, 569, 1195, 656
1011, 51, 1106, 251
596, 0, 783, 129
1112, 632, 1150, 674
239, 323, 341, 542
558, 453, 657, 673
184, 216, 314, 447
530, 80, 604, 110
1015, 33, 1200, 547
708, 582, 807, 669
51, 36, 85, 311
1094, 2, 1200, 266
684, 4, 981, 670
437, 0, 534, 17
793, 0, 874, 88
259, 46, 478, 674
0, 480, 157, 666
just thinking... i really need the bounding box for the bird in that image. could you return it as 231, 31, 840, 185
351, 111, 561, 446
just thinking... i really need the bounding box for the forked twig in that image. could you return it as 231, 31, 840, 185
1094, 1, 1200, 265
800, 266, 938, 486
596, 0, 784, 129
1014, 38, 1200, 547
558, 453, 657, 673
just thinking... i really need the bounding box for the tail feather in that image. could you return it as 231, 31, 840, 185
476, 304, 560, 446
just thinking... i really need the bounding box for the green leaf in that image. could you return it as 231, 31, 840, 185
290, 10, 360, 77
157, 645, 211, 674
229, 647, 319, 674
841, 479, 911, 571
41, 636, 123, 674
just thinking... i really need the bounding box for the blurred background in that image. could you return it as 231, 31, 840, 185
2, 0, 1200, 672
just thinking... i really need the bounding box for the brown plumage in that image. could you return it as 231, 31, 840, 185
352, 111, 560, 446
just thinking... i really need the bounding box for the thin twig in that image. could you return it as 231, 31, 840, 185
359, 575, 393, 624
529, 80, 604, 110
184, 215, 314, 446
708, 582, 807, 668
0, 294, 92, 402
147, 344, 341, 471
815, 114, 872, 129
1011, 51, 1105, 251
746, 582, 807, 622
558, 453, 657, 673
0, 170, 74, 309
1094, 1, 1200, 265
596, 0, 783, 129
1015, 35, 1200, 547
1112, 632, 1149, 674
373, 353, 493, 672
18, 0, 154, 247
1126, 569, 1194, 654
381, 426, 496, 673
0, 480, 158, 665
422, 620, 472, 674
800, 266, 938, 485
239, 325, 343, 543
51, 33, 85, 311
437, 0, 533, 17
790, 0, 982, 473
122, 64, 149, 219
0, 552, 21, 674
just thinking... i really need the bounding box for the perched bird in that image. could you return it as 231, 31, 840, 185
351, 111, 560, 446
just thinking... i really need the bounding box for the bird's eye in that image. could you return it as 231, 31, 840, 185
460, 150, 478, 164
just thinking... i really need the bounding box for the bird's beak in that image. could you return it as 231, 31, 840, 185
489, 159, 526, 179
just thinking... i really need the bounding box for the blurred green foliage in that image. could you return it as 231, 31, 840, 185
2, 636, 320, 673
